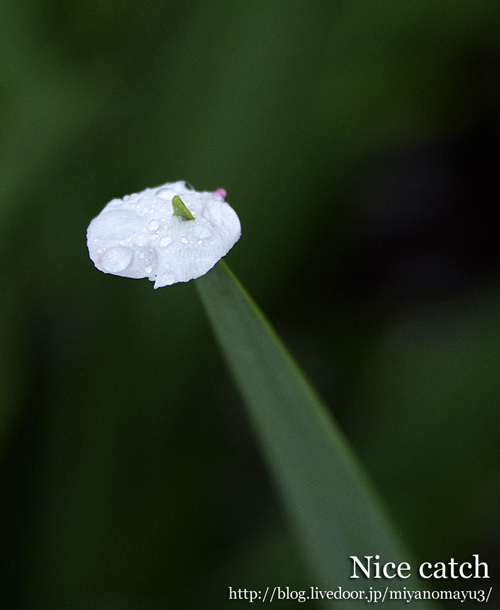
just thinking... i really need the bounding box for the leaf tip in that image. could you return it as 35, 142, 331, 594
172, 195, 195, 221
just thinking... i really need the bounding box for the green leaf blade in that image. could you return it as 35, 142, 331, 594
172, 195, 195, 221
196, 261, 436, 609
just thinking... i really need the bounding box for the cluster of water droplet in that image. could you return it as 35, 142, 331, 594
87, 181, 241, 288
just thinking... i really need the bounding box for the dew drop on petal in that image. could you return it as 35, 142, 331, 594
101, 246, 133, 273
148, 219, 160, 231
159, 236, 172, 248
156, 188, 172, 200
134, 233, 148, 246
180, 237, 188, 244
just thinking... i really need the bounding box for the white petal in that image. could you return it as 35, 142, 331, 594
87, 182, 241, 287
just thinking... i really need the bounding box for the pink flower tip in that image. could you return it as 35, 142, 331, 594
214, 188, 227, 198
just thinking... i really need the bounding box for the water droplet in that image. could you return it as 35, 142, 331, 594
101, 246, 133, 273
180, 237, 189, 244
156, 188, 173, 200
148, 219, 160, 231
164, 262, 170, 269
138, 251, 144, 259
145, 265, 153, 274
159, 236, 172, 248
134, 233, 148, 246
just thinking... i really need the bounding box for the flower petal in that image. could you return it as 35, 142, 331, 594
87, 181, 241, 287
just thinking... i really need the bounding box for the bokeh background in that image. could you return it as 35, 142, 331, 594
1, 1, 500, 608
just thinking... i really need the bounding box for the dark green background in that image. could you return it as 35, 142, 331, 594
1, 1, 499, 608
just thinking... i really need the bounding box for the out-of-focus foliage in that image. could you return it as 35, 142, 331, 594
0, 1, 499, 608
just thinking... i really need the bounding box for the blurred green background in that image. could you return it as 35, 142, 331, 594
1, 1, 499, 608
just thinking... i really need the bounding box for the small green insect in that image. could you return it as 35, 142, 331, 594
172, 195, 195, 221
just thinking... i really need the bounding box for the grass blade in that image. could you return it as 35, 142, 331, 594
196, 261, 436, 608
